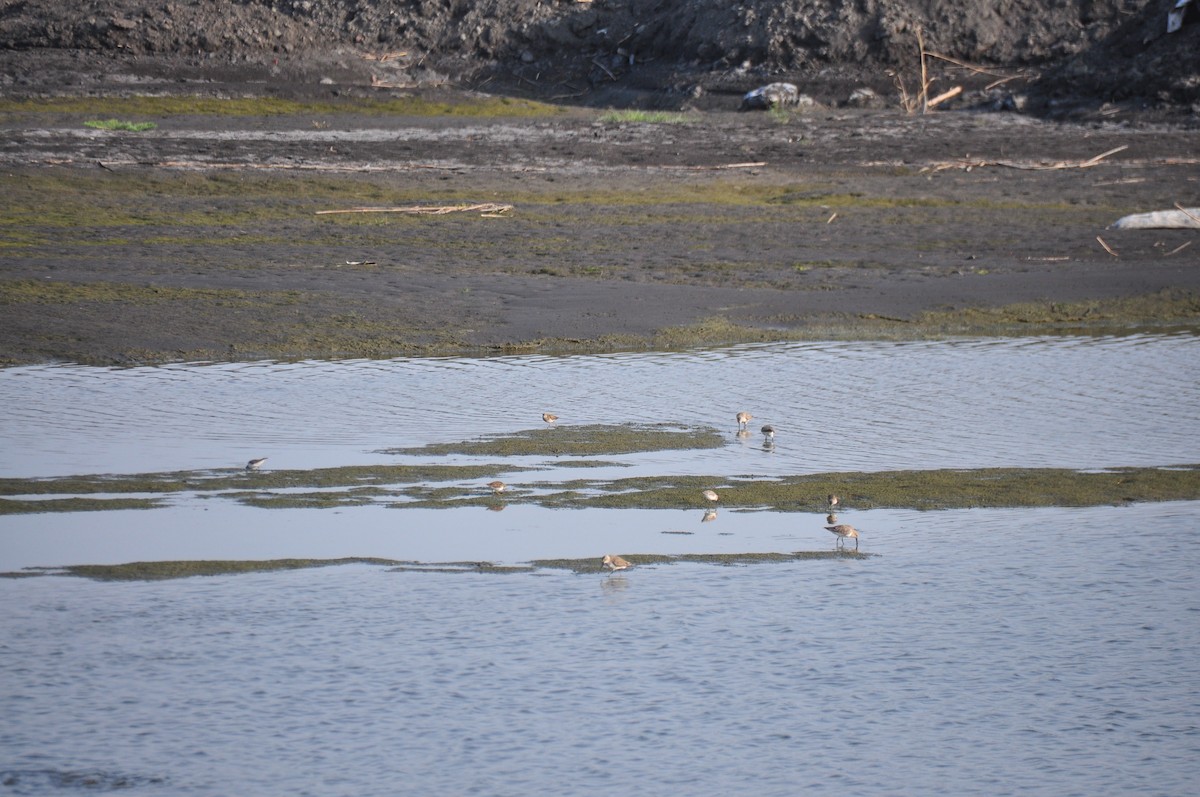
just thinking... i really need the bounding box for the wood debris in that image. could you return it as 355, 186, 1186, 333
316, 203, 514, 217
923, 145, 1128, 173
1111, 204, 1200, 230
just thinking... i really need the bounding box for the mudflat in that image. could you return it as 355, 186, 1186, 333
2, 89, 1198, 365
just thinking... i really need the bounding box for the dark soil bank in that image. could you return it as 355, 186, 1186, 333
3, 0, 1199, 115
0, 1, 1198, 364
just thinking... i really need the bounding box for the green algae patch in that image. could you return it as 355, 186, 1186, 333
58, 557, 406, 581
531, 550, 869, 574
914, 289, 1200, 334
0, 463, 524, 505
384, 423, 725, 458
528, 465, 1200, 511
388, 562, 537, 574
0, 497, 163, 515
0, 94, 564, 119
598, 110, 697, 124
3, 464, 1196, 515
83, 119, 157, 131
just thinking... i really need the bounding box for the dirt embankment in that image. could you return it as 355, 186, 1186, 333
2, 0, 1198, 116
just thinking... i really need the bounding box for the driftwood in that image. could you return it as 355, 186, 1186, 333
661, 161, 767, 171
925, 85, 963, 109
923, 145, 1128, 173
315, 203, 514, 217
1096, 236, 1119, 257
1111, 205, 1200, 230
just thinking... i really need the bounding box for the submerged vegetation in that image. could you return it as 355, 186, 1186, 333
3, 551, 869, 581
383, 423, 725, 457
2, 463, 1197, 515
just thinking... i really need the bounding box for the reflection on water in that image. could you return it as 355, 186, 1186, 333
2, 502, 1198, 796
2, 335, 1199, 478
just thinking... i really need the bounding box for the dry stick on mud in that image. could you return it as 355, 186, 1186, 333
661, 161, 766, 171
923, 144, 1129, 173
893, 28, 964, 114
315, 203, 514, 217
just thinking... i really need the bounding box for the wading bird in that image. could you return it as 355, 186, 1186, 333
246, 457, 268, 471
736, 411, 753, 430
602, 554, 631, 573
826, 523, 860, 550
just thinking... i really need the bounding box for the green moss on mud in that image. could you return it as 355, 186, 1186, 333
0, 497, 162, 514
551, 465, 1200, 510
532, 550, 869, 573
0, 95, 563, 118
60, 557, 406, 581
0, 464, 525, 500
3, 552, 868, 581
2, 465, 1196, 514
384, 423, 726, 457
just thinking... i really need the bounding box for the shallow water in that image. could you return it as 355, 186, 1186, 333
3, 336, 1199, 795
2, 335, 1198, 479
2, 502, 1198, 796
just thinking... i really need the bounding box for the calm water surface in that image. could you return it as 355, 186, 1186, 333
2, 503, 1198, 796
2, 337, 1199, 795
2, 335, 1198, 478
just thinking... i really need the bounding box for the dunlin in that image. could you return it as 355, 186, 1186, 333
702, 489, 719, 503
761, 425, 775, 440
828, 494, 840, 510
602, 554, 631, 573
542, 412, 558, 424
736, 411, 753, 430
246, 457, 268, 471
825, 523, 860, 550
487, 480, 506, 494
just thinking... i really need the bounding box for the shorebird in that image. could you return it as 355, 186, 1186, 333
826, 523, 860, 550
246, 457, 268, 471
736, 411, 753, 430
487, 480, 506, 494
542, 412, 558, 424
602, 554, 631, 573
828, 494, 840, 510
702, 489, 719, 503
761, 425, 775, 440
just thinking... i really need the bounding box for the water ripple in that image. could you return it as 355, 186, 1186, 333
1, 335, 1198, 477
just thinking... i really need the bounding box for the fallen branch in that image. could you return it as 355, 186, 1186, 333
315, 203, 514, 217
360, 50, 409, 62
370, 74, 416, 89
923, 145, 1128, 173
1096, 236, 1119, 257
659, 161, 767, 171
926, 85, 963, 109
922, 51, 1028, 82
